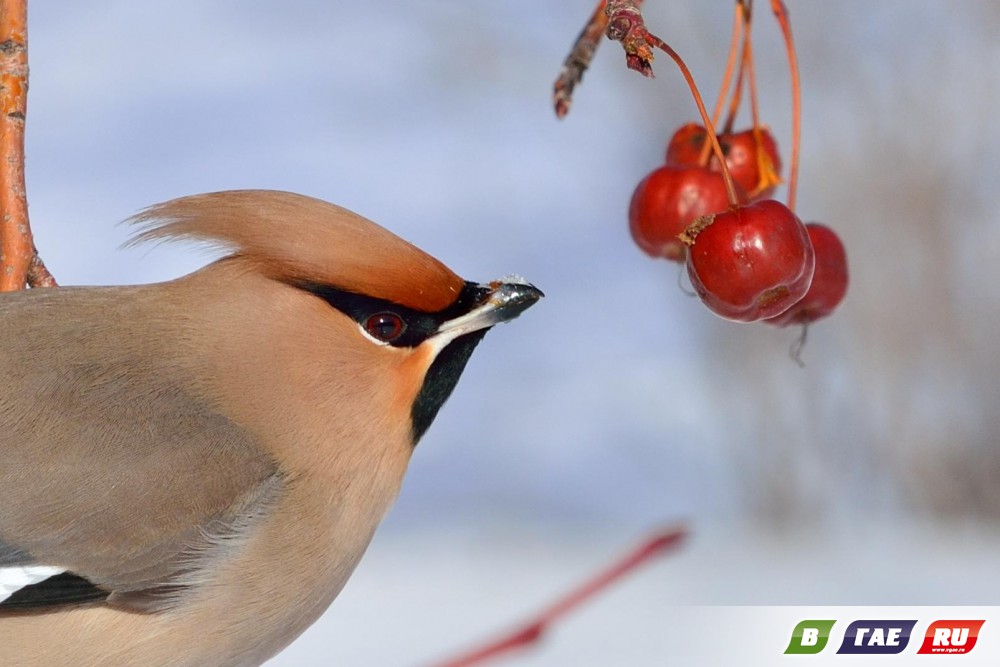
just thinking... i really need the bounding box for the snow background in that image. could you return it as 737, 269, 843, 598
21, 2, 1000, 664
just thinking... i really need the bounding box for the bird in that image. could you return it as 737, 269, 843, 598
0, 190, 542, 666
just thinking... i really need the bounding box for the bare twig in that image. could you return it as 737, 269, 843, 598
552, 0, 650, 116
553, 1, 608, 118
430, 526, 687, 667
604, 0, 653, 78
0, 0, 54, 290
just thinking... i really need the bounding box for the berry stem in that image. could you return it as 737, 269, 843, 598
745, 0, 761, 133
644, 32, 741, 206
430, 526, 687, 667
710, 2, 743, 129
722, 1, 750, 135
770, 0, 800, 211
790, 324, 808, 367
699, 0, 744, 166
744, 0, 775, 197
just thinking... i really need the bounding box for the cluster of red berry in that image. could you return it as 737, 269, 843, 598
624, 2, 848, 329
630, 124, 847, 326
553, 1, 848, 342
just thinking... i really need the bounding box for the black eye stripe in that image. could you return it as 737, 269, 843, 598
290, 280, 496, 447
291, 281, 486, 348
296, 284, 434, 347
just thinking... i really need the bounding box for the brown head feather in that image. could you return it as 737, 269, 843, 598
127, 190, 464, 312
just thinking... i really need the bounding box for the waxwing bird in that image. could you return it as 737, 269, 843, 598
0, 190, 542, 666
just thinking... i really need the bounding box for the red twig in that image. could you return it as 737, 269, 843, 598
0, 0, 55, 290
553, 0, 609, 118
430, 526, 687, 667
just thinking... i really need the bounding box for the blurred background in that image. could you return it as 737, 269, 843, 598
23, 2, 1000, 664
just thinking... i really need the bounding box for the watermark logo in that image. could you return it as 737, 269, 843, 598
917, 620, 985, 655
836, 620, 917, 654
785, 620, 836, 654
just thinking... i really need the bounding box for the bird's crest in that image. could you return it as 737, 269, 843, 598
127, 190, 464, 312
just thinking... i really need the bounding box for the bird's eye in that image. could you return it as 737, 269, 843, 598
364, 312, 406, 342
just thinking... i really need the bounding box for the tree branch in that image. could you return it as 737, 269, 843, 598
553, 0, 609, 119
0, 0, 55, 290
430, 525, 687, 667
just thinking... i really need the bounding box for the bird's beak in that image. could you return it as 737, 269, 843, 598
431, 277, 543, 350
412, 277, 542, 443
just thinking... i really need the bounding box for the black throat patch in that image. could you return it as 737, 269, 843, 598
410, 328, 489, 444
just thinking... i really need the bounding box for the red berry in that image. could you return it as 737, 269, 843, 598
665, 123, 708, 167
765, 223, 848, 326
665, 124, 782, 200
629, 165, 746, 261
719, 128, 782, 200
681, 199, 815, 322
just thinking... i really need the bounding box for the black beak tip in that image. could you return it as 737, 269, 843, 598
489, 280, 543, 323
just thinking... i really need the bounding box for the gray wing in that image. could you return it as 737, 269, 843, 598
0, 286, 281, 613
